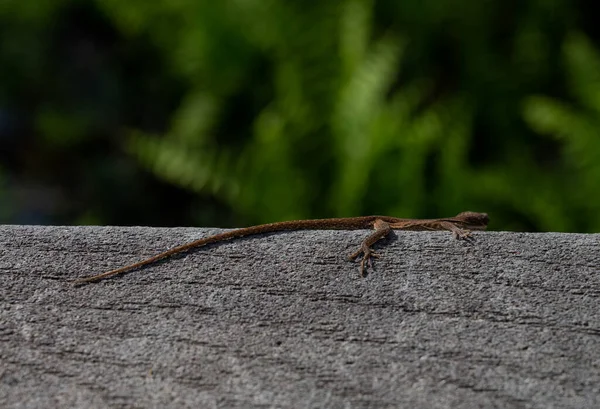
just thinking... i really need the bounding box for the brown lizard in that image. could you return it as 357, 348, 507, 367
73, 211, 489, 285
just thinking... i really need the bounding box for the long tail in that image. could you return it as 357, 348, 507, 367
72, 218, 377, 285
72, 223, 291, 284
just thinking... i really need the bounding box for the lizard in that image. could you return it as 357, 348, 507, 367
73, 211, 489, 285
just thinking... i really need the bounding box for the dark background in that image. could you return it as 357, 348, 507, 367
1, 0, 599, 232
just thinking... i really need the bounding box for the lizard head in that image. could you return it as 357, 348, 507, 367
456, 211, 489, 230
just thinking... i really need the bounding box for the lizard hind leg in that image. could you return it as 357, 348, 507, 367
348, 219, 392, 277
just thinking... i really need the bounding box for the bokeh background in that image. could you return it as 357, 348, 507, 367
1, 0, 599, 232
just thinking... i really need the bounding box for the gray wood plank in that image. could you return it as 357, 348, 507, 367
1, 225, 599, 408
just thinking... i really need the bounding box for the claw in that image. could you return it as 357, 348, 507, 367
348, 220, 393, 277
453, 229, 472, 240
453, 228, 476, 245
357, 247, 379, 277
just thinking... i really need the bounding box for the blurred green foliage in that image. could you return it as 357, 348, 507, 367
0, 0, 599, 232
523, 34, 600, 232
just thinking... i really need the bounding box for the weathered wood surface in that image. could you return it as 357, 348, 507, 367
1, 225, 599, 408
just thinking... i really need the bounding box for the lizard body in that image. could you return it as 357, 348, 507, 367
73, 211, 488, 284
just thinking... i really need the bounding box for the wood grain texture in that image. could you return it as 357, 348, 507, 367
1, 225, 599, 408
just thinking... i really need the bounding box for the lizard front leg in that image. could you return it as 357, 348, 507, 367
437, 221, 474, 240
348, 219, 392, 277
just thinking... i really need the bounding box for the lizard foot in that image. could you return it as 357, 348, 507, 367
349, 245, 379, 277
453, 229, 475, 243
